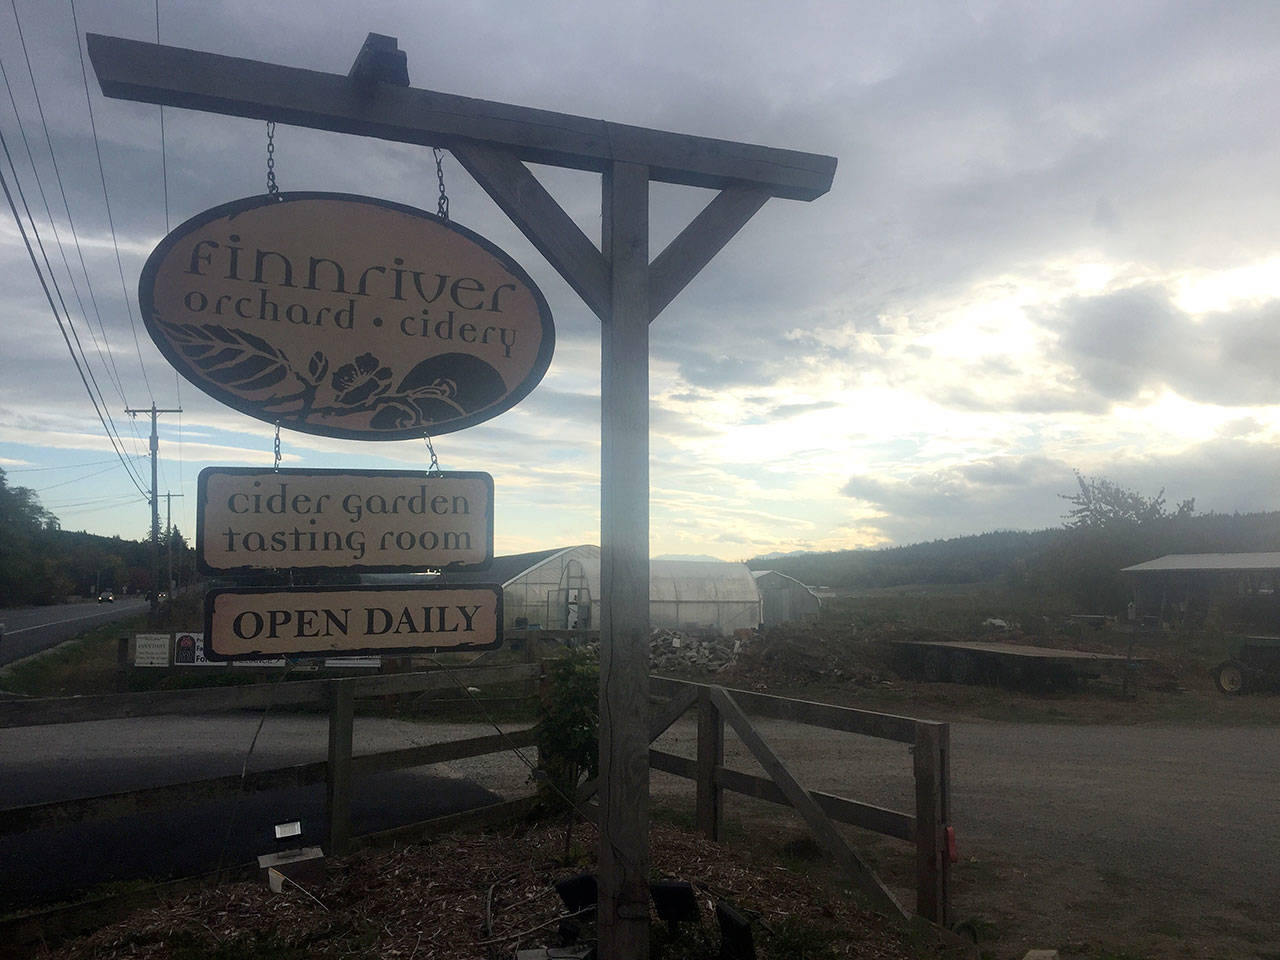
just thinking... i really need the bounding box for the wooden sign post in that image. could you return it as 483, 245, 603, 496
88, 33, 835, 957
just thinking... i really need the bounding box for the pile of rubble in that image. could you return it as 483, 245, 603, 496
648, 628, 745, 674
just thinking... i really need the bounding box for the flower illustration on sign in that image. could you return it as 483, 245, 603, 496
331, 353, 392, 406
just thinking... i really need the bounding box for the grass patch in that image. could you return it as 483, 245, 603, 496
0, 617, 144, 696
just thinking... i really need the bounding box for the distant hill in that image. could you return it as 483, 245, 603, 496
748, 529, 1055, 589
748, 511, 1280, 611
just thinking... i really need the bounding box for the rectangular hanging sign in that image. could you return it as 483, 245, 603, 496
196, 467, 493, 574
203, 583, 503, 659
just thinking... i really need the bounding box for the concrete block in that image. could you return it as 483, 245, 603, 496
1022, 951, 1060, 960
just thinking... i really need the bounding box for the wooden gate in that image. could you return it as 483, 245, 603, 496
639, 677, 952, 925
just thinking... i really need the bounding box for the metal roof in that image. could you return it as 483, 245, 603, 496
442, 546, 584, 587
1121, 553, 1280, 573
650, 560, 760, 603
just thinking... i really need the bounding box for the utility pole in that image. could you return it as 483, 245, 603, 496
164, 491, 185, 597
126, 403, 182, 616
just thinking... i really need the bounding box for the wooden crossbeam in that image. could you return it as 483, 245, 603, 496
709, 685, 908, 919
649, 186, 771, 320
450, 142, 610, 319
86, 34, 836, 201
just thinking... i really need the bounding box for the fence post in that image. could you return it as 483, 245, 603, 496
695, 690, 723, 841
326, 680, 355, 856
913, 721, 949, 925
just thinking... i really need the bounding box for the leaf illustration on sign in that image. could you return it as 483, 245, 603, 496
162, 322, 293, 392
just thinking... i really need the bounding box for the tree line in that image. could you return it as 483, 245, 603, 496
750, 474, 1280, 613
0, 467, 191, 607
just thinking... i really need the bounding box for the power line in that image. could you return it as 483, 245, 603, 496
4, 456, 145, 473
0, 99, 148, 494
65, 0, 156, 401
43, 492, 147, 509
0, 54, 128, 408
0, 128, 150, 499
33, 461, 139, 492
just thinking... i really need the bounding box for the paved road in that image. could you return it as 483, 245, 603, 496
0, 713, 532, 911
0, 599, 148, 667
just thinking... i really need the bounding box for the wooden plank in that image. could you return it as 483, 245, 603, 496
892, 639, 1145, 663
710, 687, 907, 918
0, 681, 325, 728
576, 685, 699, 802
0, 663, 542, 728
651, 676, 920, 743
347, 795, 539, 851
649, 684, 699, 740
345, 662, 541, 697
0, 728, 537, 836
86, 35, 837, 201
646, 751, 916, 843
913, 722, 948, 925
450, 141, 610, 319
695, 693, 724, 840
0, 761, 328, 836
597, 159, 652, 959
649, 186, 771, 320
351, 727, 536, 776
325, 682, 354, 856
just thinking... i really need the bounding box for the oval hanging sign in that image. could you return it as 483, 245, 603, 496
139, 192, 554, 440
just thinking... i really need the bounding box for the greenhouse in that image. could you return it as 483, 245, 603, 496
444, 545, 762, 634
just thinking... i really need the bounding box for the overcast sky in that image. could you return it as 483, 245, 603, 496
3, 0, 1280, 560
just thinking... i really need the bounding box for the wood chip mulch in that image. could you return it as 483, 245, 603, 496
47, 821, 928, 959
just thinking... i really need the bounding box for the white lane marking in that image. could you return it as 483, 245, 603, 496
4, 604, 145, 635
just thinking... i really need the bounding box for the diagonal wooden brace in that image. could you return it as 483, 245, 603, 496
708, 685, 908, 919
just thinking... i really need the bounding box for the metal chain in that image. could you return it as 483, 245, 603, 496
266, 121, 280, 198
273, 423, 281, 472
424, 434, 442, 475
432, 147, 449, 220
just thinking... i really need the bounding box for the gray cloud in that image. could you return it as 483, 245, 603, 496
842, 439, 1280, 545
1043, 285, 1280, 406
841, 454, 1074, 542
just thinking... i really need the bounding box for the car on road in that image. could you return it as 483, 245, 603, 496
97, 591, 114, 603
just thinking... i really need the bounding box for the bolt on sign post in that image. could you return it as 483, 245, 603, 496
138, 193, 554, 441
89, 31, 835, 959
196, 466, 493, 574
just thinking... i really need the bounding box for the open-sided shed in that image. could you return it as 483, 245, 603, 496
1122, 552, 1280, 623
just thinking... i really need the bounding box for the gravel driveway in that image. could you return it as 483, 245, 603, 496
652, 716, 1280, 958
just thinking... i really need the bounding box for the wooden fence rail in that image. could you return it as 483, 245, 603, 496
0, 664, 949, 924
646, 676, 951, 925
0, 663, 541, 854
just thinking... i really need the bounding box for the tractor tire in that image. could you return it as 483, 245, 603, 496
1214, 660, 1247, 695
